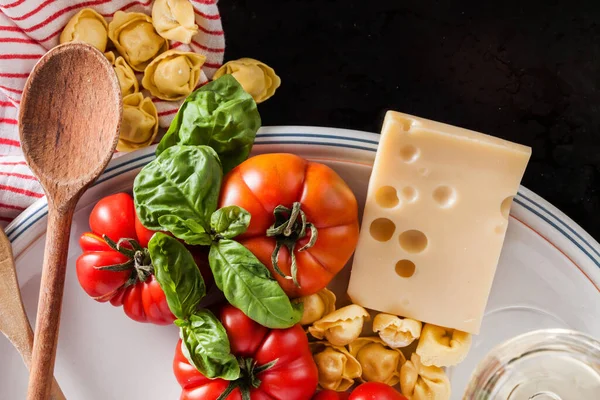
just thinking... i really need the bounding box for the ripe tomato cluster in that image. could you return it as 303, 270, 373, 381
76, 193, 212, 325
74, 154, 368, 400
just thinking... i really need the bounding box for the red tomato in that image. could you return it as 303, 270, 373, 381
219, 153, 359, 297
78, 193, 214, 325
89, 193, 138, 243
135, 212, 157, 248
173, 305, 319, 400
349, 383, 407, 400
190, 245, 215, 294
77, 193, 174, 325
312, 390, 350, 400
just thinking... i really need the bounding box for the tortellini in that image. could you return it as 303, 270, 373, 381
108, 11, 169, 71
152, 0, 199, 43
416, 324, 472, 367
213, 58, 281, 103
373, 313, 422, 348
60, 8, 108, 52
400, 354, 450, 400
310, 342, 362, 392
348, 337, 406, 385
308, 304, 369, 346
142, 50, 206, 101
297, 288, 337, 326
118, 93, 159, 152
105, 51, 139, 96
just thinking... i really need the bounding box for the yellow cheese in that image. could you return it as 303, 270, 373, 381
347, 111, 531, 334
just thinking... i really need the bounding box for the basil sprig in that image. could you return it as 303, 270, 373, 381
148, 233, 205, 320
209, 207, 303, 328
135, 74, 302, 380
134, 145, 222, 236
157, 74, 261, 174
210, 239, 303, 329
148, 233, 239, 380
176, 311, 240, 380
211, 206, 251, 239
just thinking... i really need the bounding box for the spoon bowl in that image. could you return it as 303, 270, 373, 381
20, 42, 121, 206
19, 42, 122, 399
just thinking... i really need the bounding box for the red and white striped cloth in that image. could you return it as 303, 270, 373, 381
0, 0, 225, 225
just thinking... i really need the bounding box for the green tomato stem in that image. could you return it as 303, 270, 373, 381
99, 234, 154, 284
265, 202, 318, 287
215, 357, 278, 400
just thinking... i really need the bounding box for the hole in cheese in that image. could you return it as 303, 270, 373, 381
501, 196, 514, 219
396, 117, 413, 131
370, 218, 396, 242
395, 259, 416, 278
398, 230, 428, 253
399, 145, 419, 163
432, 185, 456, 208
402, 186, 418, 202
375, 186, 399, 208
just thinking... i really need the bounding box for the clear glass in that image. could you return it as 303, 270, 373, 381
464, 329, 600, 400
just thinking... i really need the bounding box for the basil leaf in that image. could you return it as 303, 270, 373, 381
158, 215, 212, 246
156, 75, 261, 174
177, 310, 240, 380
209, 239, 303, 329
211, 206, 251, 239
148, 233, 205, 320
134, 145, 222, 236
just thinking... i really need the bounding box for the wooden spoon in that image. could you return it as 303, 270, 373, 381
0, 227, 66, 400
19, 42, 122, 400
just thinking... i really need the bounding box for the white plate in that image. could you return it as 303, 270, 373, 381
1, 126, 599, 400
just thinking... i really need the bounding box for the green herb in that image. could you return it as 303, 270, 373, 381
148, 233, 205, 320
150, 234, 238, 380
176, 310, 240, 380
134, 145, 222, 239
209, 239, 303, 329
157, 215, 213, 246
156, 74, 261, 174
211, 206, 251, 239
136, 75, 302, 383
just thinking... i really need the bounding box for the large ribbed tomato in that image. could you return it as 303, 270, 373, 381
219, 153, 359, 297
173, 304, 318, 400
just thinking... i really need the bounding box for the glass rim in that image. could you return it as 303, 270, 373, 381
463, 329, 600, 399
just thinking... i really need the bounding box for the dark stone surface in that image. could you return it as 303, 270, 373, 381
219, 0, 600, 240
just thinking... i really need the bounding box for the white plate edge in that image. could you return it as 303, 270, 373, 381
5, 125, 600, 289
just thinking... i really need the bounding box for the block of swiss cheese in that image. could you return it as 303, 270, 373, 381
347, 111, 531, 334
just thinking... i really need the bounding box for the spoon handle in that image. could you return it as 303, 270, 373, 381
13, 315, 67, 399
27, 206, 75, 400
0, 231, 67, 399
18, 323, 68, 400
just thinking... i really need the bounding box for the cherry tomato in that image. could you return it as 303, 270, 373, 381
89, 193, 138, 242
219, 153, 359, 297
349, 382, 407, 400
173, 305, 319, 400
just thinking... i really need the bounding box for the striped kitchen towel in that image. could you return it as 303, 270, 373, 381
0, 0, 225, 225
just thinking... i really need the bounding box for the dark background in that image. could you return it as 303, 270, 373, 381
219, 0, 600, 240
